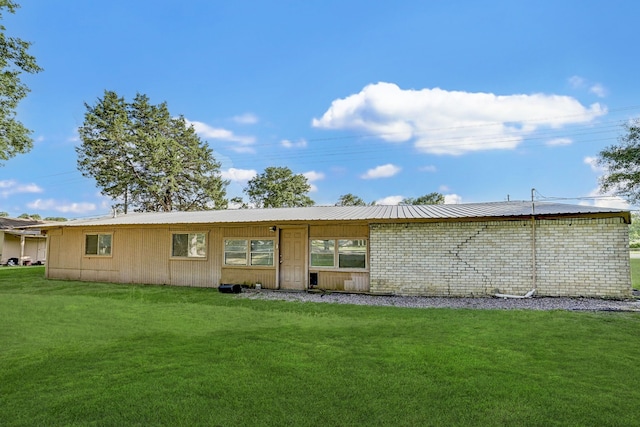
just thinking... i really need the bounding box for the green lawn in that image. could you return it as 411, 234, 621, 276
1, 267, 639, 426
631, 257, 640, 289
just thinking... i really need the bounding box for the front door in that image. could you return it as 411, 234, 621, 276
279, 228, 306, 290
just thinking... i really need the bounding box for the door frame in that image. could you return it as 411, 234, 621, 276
276, 225, 308, 290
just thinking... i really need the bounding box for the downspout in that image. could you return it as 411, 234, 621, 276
494, 195, 537, 299
531, 214, 537, 292
530, 189, 537, 293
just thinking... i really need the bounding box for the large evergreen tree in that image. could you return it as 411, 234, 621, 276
244, 166, 314, 208
77, 91, 228, 212
0, 1, 42, 163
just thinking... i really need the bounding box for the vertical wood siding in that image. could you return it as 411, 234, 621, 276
310, 270, 370, 291
220, 268, 277, 288
309, 224, 368, 238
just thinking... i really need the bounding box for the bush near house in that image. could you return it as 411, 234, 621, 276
1, 267, 639, 426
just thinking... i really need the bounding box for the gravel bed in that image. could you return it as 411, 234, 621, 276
236, 289, 640, 312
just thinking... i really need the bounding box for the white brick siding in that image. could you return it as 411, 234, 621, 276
369, 218, 631, 298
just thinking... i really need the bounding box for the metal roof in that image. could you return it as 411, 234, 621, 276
0, 217, 43, 230
38, 201, 629, 228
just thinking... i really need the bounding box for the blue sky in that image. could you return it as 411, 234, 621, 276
2, 0, 639, 218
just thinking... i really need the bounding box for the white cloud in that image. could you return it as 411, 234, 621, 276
589, 83, 607, 98
303, 170, 325, 182
186, 119, 256, 153
361, 163, 401, 179
0, 180, 43, 198
221, 168, 257, 182
313, 82, 606, 155
303, 170, 325, 192
420, 165, 437, 173
569, 75, 607, 98
281, 139, 308, 148
232, 113, 259, 124
27, 199, 97, 214
376, 195, 404, 205
569, 75, 586, 88
584, 156, 604, 173
546, 138, 573, 146
444, 194, 462, 204
578, 189, 630, 209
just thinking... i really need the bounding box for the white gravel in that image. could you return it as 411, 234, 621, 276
236, 289, 640, 312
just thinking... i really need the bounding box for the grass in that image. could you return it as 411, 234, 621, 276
631, 257, 640, 289
1, 267, 639, 426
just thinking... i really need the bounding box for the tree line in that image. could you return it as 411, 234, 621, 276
76, 91, 446, 212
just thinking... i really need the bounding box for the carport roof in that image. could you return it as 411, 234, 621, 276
0, 217, 43, 229
36, 201, 630, 228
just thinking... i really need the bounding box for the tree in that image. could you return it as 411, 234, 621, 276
0, 1, 42, 163
244, 166, 314, 208
336, 193, 366, 206
401, 192, 445, 205
629, 212, 640, 244
597, 118, 640, 203
43, 217, 67, 222
77, 91, 228, 212
230, 196, 249, 209
18, 212, 40, 219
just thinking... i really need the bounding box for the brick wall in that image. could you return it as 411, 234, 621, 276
369, 218, 631, 298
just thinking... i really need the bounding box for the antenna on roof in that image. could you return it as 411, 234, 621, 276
531, 188, 535, 215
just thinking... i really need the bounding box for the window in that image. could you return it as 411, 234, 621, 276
225, 239, 247, 265
251, 240, 274, 266
310, 239, 367, 269
224, 239, 274, 266
172, 233, 206, 258
311, 239, 335, 267
85, 233, 112, 256
338, 239, 367, 268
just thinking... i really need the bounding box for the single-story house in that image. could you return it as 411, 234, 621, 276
36, 201, 632, 298
0, 217, 47, 265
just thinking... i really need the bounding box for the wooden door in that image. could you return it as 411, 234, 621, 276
279, 228, 306, 290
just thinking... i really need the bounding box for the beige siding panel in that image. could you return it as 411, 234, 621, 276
117, 229, 171, 285
220, 268, 277, 288
223, 226, 277, 238
80, 269, 119, 283
169, 261, 216, 287
346, 273, 369, 292
1, 234, 19, 262
58, 228, 83, 269
45, 229, 61, 272
310, 224, 369, 239
47, 267, 81, 280
46, 225, 225, 287
312, 271, 370, 292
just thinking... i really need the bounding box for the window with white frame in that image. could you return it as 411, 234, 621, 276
224, 239, 274, 266
172, 233, 207, 258
85, 233, 112, 256
310, 239, 367, 269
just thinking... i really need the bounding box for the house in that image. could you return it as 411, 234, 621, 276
36, 201, 632, 298
0, 217, 47, 265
